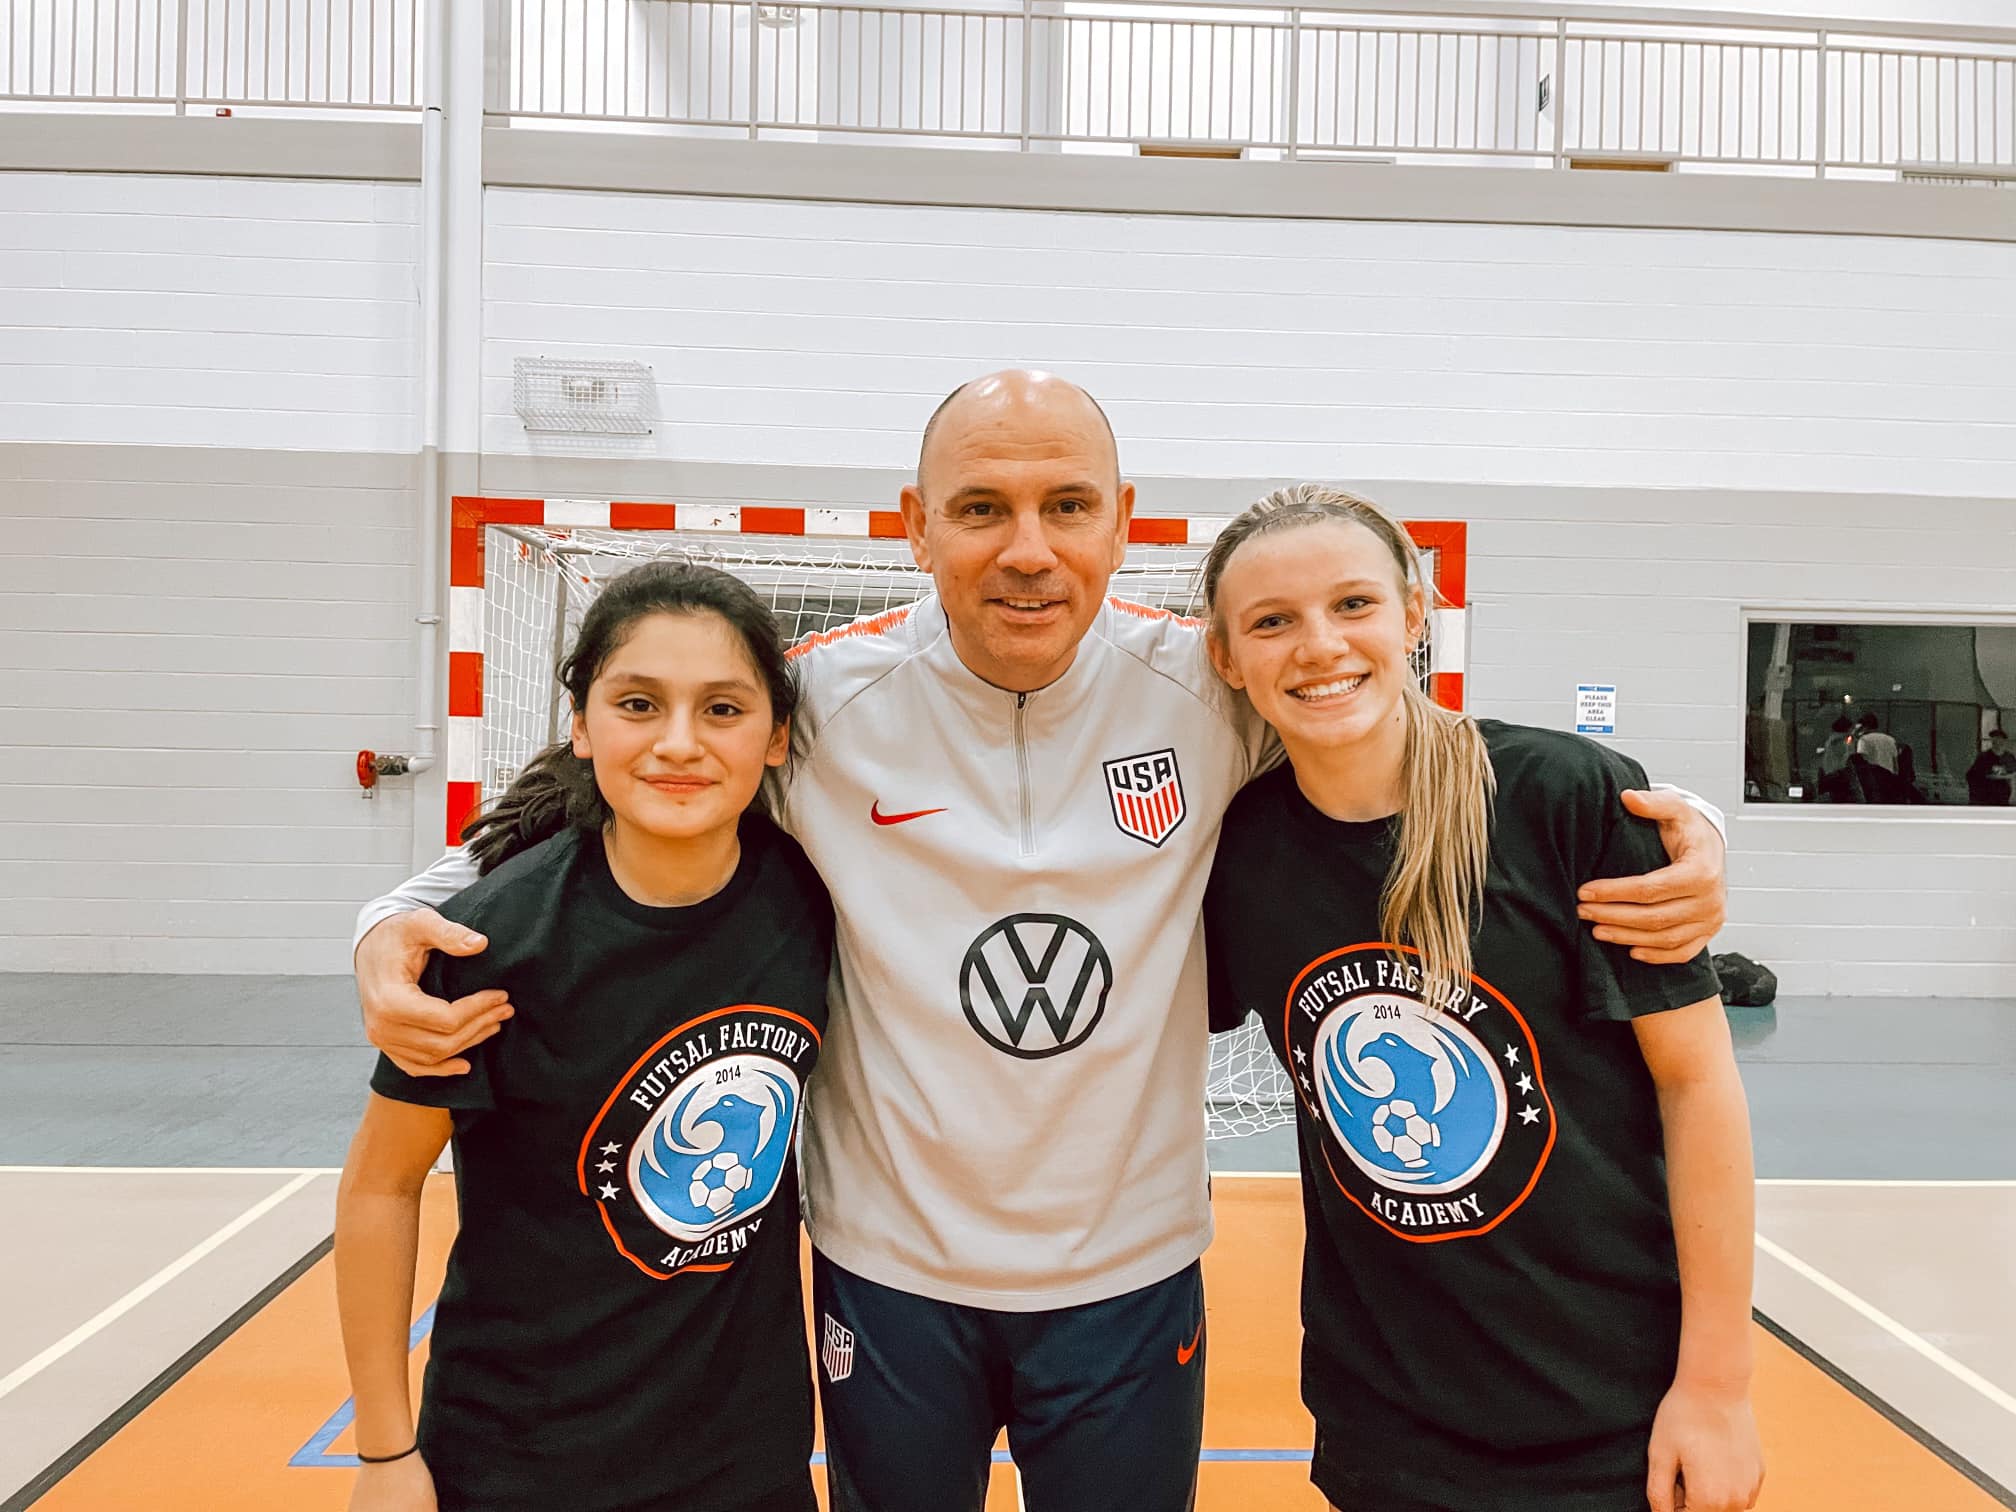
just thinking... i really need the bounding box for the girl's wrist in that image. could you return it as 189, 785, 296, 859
1669, 1367, 1753, 1401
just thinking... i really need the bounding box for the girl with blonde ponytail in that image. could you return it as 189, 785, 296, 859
1200, 485, 1762, 1512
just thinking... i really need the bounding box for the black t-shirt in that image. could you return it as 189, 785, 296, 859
371, 816, 834, 1512
1203, 722, 1722, 1512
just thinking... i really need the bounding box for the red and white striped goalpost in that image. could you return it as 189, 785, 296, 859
444, 496, 1468, 849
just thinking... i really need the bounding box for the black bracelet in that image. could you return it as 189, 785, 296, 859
357, 1443, 420, 1465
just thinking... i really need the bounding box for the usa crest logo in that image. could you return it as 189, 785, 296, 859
821, 1314, 856, 1383
1103, 748, 1186, 847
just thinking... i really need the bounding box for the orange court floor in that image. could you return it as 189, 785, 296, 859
4, 1174, 2012, 1512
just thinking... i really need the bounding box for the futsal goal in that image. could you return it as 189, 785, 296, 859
445, 497, 1468, 1138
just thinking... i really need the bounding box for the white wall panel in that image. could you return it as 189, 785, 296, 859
480, 190, 2016, 497
0, 443, 418, 973
0, 174, 418, 452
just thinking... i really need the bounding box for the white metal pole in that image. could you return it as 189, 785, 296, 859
1286, 7, 1301, 157
409, 0, 448, 781
1552, 16, 1566, 166
1814, 27, 1828, 177
174, 0, 188, 113
1020, 0, 1033, 149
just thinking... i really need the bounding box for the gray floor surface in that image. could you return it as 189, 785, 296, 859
3, 974, 2014, 1175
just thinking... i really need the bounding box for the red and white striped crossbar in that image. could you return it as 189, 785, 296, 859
444, 497, 1467, 843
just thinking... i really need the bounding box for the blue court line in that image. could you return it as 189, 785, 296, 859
294, 1306, 1311, 1469
288, 1306, 437, 1469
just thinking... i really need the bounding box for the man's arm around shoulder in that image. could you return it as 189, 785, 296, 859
354, 848, 510, 1080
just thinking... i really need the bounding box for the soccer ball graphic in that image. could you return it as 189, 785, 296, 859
1370, 1099, 1441, 1169
688, 1151, 753, 1215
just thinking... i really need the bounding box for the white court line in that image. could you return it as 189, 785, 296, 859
1755, 1231, 2016, 1419
1758, 1178, 2016, 1189
1215, 1174, 2016, 1188
1210, 1170, 1298, 1179
15, 1164, 1987, 1195
0, 1170, 320, 1403
0, 1166, 340, 1176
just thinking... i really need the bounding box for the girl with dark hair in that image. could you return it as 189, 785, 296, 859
1199, 486, 1762, 1512
335, 560, 832, 1512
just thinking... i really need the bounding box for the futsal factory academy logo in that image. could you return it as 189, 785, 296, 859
1284, 945, 1555, 1244
579, 1005, 820, 1278
960, 914, 1113, 1058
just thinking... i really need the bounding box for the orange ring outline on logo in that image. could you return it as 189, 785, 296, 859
577, 1003, 823, 1279
1283, 941, 1557, 1246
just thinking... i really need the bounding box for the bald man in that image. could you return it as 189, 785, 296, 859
353, 371, 1729, 1512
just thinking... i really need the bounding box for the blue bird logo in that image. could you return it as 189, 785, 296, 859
1316, 1003, 1504, 1190
1364, 1032, 1440, 1111
630, 1061, 798, 1239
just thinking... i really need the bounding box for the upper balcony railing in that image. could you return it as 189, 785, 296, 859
1, 0, 421, 114
494, 0, 2016, 178
8, 0, 2014, 182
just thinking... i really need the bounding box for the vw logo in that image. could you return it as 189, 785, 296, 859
959, 914, 1113, 1059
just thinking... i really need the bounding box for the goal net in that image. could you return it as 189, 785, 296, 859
459, 509, 1465, 1141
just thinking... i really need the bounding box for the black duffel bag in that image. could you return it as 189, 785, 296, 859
1712, 952, 1778, 1008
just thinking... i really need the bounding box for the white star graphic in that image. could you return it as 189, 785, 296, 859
1502, 1044, 1521, 1067
597, 1160, 616, 1173
1517, 1073, 1534, 1095
598, 1183, 619, 1200
1519, 1105, 1541, 1126
1299, 1074, 1314, 1094
601, 1143, 620, 1155
1293, 1047, 1308, 1066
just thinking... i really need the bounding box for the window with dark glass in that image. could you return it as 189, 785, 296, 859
1744, 622, 2016, 808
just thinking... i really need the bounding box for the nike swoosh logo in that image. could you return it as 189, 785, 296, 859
870, 802, 948, 827
1176, 1317, 1204, 1366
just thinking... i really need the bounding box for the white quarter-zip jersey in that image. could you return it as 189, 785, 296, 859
779, 594, 1267, 1309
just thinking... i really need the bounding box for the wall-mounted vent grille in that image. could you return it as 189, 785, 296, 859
512, 357, 655, 435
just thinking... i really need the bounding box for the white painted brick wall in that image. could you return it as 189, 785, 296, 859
0, 173, 419, 452
482, 189, 2016, 497
0, 446, 421, 973
0, 173, 423, 972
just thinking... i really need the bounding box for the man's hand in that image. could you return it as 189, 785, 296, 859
1577, 789, 1727, 964
355, 909, 511, 1078
1645, 1381, 1763, 1512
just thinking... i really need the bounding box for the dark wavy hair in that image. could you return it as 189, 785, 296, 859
460, 560, 801, 874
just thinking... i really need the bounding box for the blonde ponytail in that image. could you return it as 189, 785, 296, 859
1386, 679, 1495, 1011
1202, 483, 1496, 1010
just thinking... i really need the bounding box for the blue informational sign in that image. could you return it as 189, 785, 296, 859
1575, 684, 1617, 735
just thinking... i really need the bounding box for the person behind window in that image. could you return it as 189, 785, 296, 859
1853, 714, 1898, 774
1817, 717, 1856, 803
1851, 715, 1903, 804
1967, 729, 2016, 807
